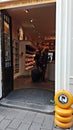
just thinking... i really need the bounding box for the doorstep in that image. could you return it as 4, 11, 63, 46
0, 98, 54, 114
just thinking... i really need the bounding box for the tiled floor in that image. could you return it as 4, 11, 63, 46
14, 76, 55, 92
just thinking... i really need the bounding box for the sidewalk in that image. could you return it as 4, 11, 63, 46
0, 106, 72, 130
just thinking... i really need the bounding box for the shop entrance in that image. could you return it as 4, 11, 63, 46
0, 2, 56, 112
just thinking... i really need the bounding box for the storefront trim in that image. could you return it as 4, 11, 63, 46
0, 0, 56, 10
55, 0, 72, 93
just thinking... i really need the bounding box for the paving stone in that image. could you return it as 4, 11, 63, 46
0, 115, 5, 122
5, 110, 19, 120
40, 128, 50, 130
15, 110, 27, 120
18, 123, 30, 130
6, 128, 16, 130
29, 122, 41, 130
0, 109, 9, 116
41, 115, 54, 129
22, 118, 32, 125
23, 111, 36, 122
8, 119, 22, 129
0, 107, 56, 130
33, 113, 45, 124
0, 119, 11, 130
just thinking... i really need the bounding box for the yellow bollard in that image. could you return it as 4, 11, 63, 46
55, 112, 73, 123
54, 90, 73, 109
55, 118, 72, 129
54, 90, 73, 129
55, 106, 72, 116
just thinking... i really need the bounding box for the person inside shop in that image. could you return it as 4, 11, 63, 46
34, 49, 41, 70
34, 43, 43, 69
49, 42, 55, 61
34, 44, 49, 82
40, 47, 49, 81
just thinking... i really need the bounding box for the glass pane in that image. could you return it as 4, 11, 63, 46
4, 15, 11, 68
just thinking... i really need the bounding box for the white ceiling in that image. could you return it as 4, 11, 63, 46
7, 3, 56, 43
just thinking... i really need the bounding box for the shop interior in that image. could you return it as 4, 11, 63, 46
1, 2, 56, 110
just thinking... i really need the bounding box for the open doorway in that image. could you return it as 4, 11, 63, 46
0, 2, 56, 112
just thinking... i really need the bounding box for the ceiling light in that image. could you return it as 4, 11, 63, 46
30, 19, 33, 23
24, 9, 29, 13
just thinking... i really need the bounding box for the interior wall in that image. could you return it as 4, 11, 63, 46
12, 17, 20, 40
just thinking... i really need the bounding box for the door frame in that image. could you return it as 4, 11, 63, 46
0, 0, 71, 98
0, 10, 13, 98
55, 0, 72, 93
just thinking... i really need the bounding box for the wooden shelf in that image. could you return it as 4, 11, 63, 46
25, 53, 35, 58
24, 41, 37, 71
25, 61, 35, 67
25, 58, 34, 62
25, 65, 33, 70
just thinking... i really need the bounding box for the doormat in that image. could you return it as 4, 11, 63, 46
0, 88, 54, 114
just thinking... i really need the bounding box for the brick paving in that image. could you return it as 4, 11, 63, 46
0, 106, 72, 130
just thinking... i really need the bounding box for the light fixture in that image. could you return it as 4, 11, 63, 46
30, 19, 33, 23
24, 9, 29, 13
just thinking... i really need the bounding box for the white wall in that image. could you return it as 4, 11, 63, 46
69, 0, 73, 95
55, 0, 72, 93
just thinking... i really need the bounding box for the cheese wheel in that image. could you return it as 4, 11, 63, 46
55, 112, 73, 123
55, 90, 73, 108
55, 118, 72, 129
55, 106, 72, 117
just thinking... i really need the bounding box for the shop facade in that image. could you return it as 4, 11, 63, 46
0, 0, 73, 98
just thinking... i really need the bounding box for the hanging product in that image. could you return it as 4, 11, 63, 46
55, 118, 72, 129
55, 105, 72, 116
55, 112, 73, 123
54, 90, 73, 108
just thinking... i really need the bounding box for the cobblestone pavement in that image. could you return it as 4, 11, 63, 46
0, 106, 72, 130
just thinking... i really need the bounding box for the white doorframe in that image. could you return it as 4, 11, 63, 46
0, 0, 72, 98
55, 0, 72, 93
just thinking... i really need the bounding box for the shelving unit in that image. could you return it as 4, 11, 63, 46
24, 41, 36, 72
13, 40, 36, 78
19, 40, 37, 77
13, 40, 19, 74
